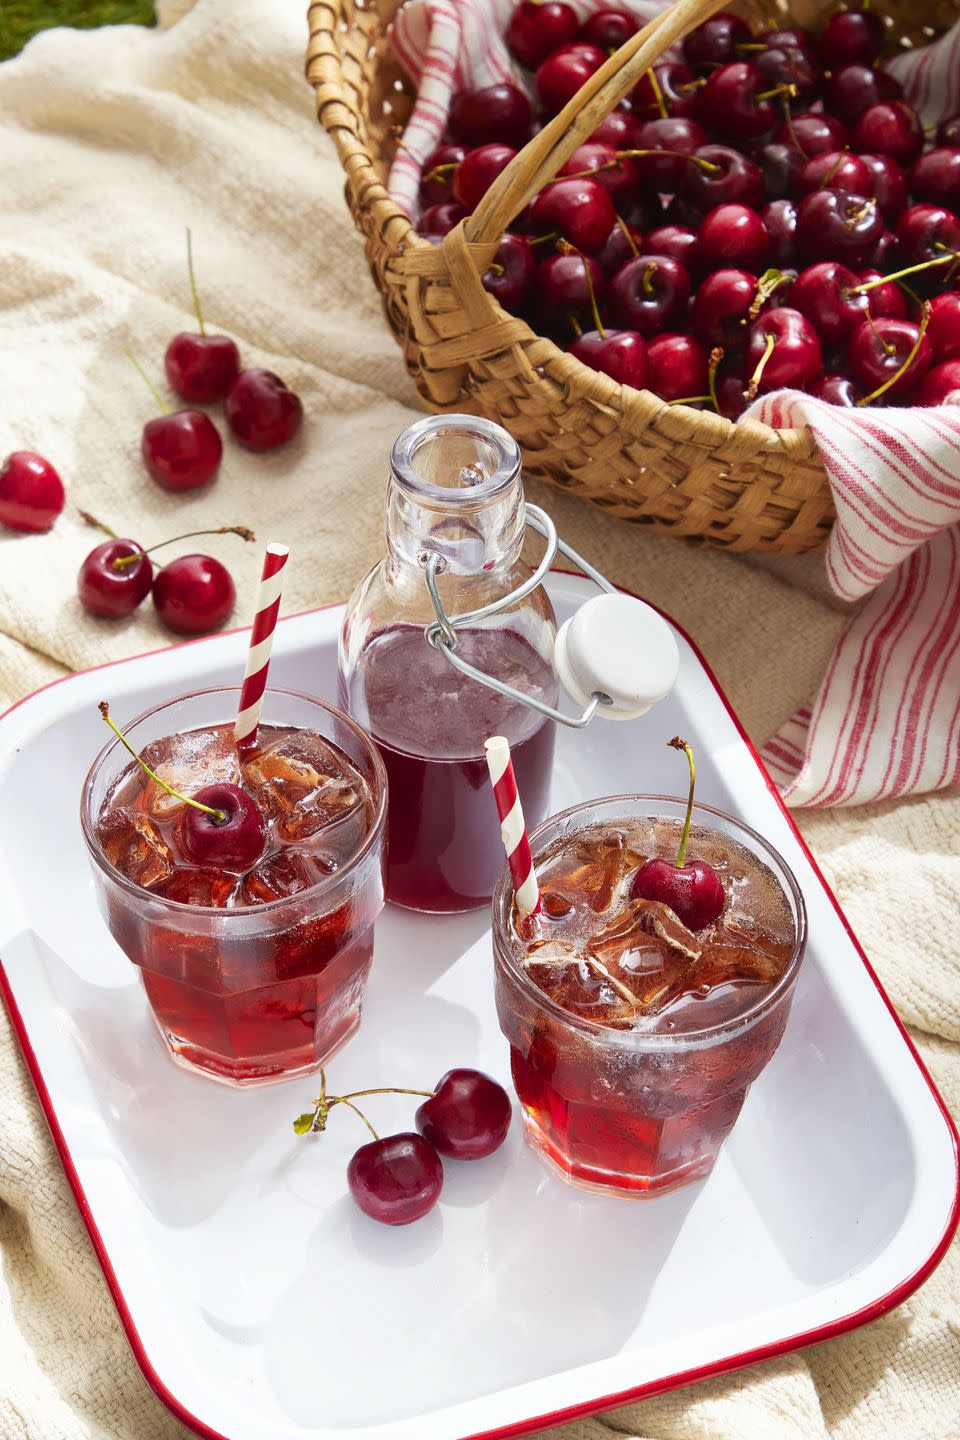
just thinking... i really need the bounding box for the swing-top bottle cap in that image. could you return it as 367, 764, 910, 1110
554, 593, 680, 721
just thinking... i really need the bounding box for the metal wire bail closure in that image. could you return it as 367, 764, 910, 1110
422, 506, 680, 728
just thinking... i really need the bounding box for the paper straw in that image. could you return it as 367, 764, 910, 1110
484, 735, 541, 923
234, 543, 289, 748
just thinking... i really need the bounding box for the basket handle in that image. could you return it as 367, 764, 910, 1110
464, 0, 732, 248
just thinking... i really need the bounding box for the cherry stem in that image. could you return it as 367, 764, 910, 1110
708, 347, 724, 413
746, 330, 776, 401
756, 83, 797, 103
528, 231, 557, 247
866, 310, 895, 354
642, 260, 657, 297
79, 510, 117, 538
616, 215, 639, 258
569, 313, 583, 338
329, 1095, 379, 1142
856, 302, 931, 407
125, 350, 169, 415
847, 198, 877, 226
488, 262, 505, 277
668, 735, 696, 868
749, 268, 791, 320
647, 66, 668, 119
557, 239, 603, 336
851, 252, 957, 294
185, 228, 205, 337
98, 702, 226, 822
112, 525, 256, 570
676, 77, 707, 92
668, 394, 712, 405
337, 1086, 436, 1102
423, 162, 456, 186
818, 154, 845, 190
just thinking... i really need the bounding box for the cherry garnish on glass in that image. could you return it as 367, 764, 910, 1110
632, 736, 725, 931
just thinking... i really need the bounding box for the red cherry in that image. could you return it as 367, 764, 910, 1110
856, 268, 909, 322
506, 0, 578, 69
631, 62, 701, 120
795, 150, 874, 200
347, 1133, 443, 1225
754, 44, 823, 107
762, 198, 799, 267
746, 306, 822, 393
910, 149, 960, 212
819, 9, 884, 69
632, 857, 725, 931
164, 333, 239, 406
696, 62, 782, 143
759, 27, 811, 50
847, 316, 932, 401
756, 142, 804, 200
896, 205, 960, 284
142, 411, 222, 492
452, 144, 517, 209
796, 189, 884, 266
597, 219, 646, 274
715, 363, 750, 419
646, 223, 702, 277
683, 11, 750, 70
775, 112, 847, 158
859, 153, 909, 223
609, 254, 690, 335
528, 176, 615, 254
179, 781, 265, 871
681, 144, 765, 216
824, 65, 901, 127
647, 333, 709, 402
0, 451, 64, 533
535, 43, 605, 114
482, 233, 536, 312
869, 229, 899, 271
533, 252, 607, 338
937, 114, 960, 148
916, 359, 960, 406
698, 203, 769, 272
631, 117, 708, 190
812, 374, 863, 406
78, 539, 152, 618
418, 144, 467, 208
569, 328, 648, 387
579, 8, 637, 51
692, 267, 759, 346
851, 102, 923, 167
152, 553, 236, 635
415, 1069, 512, 1159
928, 293, 960, 361
417, 200, 467, 236
224, 369, 303, 452
448, 83, 533, 149
790, 261, 868, 349
588, 108, 642, 150
558, 143, 638, 208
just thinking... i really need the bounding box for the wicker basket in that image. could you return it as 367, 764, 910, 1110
306, 0, 958, 553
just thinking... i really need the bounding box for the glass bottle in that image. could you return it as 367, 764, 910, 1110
339, 415, 559, 914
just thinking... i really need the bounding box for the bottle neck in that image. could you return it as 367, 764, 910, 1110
385, 472, 526, 578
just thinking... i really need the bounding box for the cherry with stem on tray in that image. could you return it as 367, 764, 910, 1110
164, 230, 240, 405
128, 351, 223, 492
77, 519, 254, 620
292, 1067, 512, 1225
98, 701, 266, 870
0, 451, 65, 533
632, 737, 725, 932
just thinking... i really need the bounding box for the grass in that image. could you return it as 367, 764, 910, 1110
0, 2, 155, 60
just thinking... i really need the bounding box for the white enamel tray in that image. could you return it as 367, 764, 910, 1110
0, 573, 956, 1440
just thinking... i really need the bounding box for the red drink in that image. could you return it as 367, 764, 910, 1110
82, 690, 386, 1086
342, 625, 556, 912
493, 796, 806, 1196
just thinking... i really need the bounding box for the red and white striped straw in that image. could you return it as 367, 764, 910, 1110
234, 543, 289, 748
484, 735, 541, 924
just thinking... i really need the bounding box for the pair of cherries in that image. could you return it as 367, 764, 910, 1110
79, 521, 254, 635
294, 1068, 512, 1226
139, 233, 303, 493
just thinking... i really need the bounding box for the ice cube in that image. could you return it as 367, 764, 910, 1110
140, 727, 241, 819
240, 850, 316, 905
96, 807, 174, 890
538, 831, 630, 914
241, 731, 359, 819
156, 866, 238, 908
274, 781, 365, 848
526, 951, 638, 1028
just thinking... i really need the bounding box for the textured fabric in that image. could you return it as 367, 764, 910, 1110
389, 0, 960, 810
0, 3, 958, 1439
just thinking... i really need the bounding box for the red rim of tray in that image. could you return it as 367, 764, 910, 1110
1, 582, 957, 1440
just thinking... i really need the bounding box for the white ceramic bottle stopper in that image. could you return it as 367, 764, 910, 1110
553, 592, 680, 721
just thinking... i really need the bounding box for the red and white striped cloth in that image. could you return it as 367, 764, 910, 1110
390, 0, 960, 809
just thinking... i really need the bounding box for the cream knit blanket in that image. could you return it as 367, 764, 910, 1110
0, 2, 957, 1437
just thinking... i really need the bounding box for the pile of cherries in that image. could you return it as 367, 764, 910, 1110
415, 4, 960, 413
294, 1067, 512, 1226
1, 236, 304, 637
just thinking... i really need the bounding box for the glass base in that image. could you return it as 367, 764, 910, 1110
521, 1112, 717, 1198
387, 894, 489, 916
153, 1006, 362, 1088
